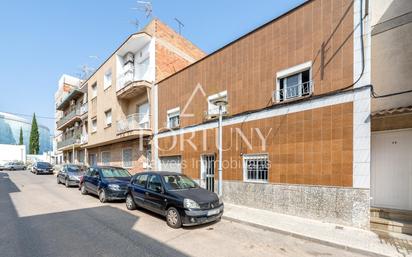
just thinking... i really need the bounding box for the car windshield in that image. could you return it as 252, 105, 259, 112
162, 175, 199, 190
67, 165, 83, 173
100, 168, 130, 178
37, 162, 52, 168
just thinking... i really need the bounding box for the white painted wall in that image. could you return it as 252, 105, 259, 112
0, 144, 26, 163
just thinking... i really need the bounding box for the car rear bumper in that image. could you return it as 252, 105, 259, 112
35, 169, 53, 174
182, 205, 224, 226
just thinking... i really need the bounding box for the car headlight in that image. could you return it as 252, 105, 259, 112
183, 198, 200, 209
108, 184, 121, 191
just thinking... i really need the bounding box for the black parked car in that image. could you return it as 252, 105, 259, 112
57, 164, 86, 187
125, 171, 223, 228
80, 166, 131, 203
32, 162, 54, 175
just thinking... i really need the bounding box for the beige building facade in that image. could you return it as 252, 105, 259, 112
55, 19, 205, 173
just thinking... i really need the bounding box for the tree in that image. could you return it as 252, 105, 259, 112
29, 113, 40, 154
19, 127, 23, 145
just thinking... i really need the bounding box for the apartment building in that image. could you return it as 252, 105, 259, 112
153, 0, 374, 228
55, 75, 88, 164
55, 19, 205, 173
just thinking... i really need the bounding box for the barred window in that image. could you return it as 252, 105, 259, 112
101, 151, 111, 166
122, 148, 132, 168
243, 154, 269, 182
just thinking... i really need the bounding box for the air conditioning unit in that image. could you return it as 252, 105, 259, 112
74, 121, 79, 127
124, 52, 135, 64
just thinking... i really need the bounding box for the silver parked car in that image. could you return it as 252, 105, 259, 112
3, 161, 26, 170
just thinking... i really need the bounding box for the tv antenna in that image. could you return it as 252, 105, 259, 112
174, 18, 184, 35
88, 55, 100, 61
132, 1, 153, 19
130, 19, 140, 30
78, 64, 95, 80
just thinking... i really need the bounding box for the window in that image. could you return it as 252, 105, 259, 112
167, 107, 180, 128
147, 175, 162, 192
105, 109, 112, 127
91, 118, 97, 133
104, 69, 112, 90
243, 154, 269, 183
134, 174, 148, 188
89, 154, 97, 166
276, 62, 312, 102
122, 148, 132, 168
91, 83, 97, 98
101, 151, 111, 165
208, 91, 228, 116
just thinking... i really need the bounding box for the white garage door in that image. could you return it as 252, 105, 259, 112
371, 129, 412, 210
160, 156, 181, 173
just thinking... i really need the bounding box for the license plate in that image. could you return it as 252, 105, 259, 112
207, 208, 220, 216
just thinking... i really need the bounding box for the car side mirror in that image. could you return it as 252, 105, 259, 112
155, 186, 163, 194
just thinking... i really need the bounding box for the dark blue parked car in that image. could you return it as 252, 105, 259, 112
125, 171, 223, 228
80, 166, 131, 203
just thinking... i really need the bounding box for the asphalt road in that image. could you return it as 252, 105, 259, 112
0, 170, 366, 257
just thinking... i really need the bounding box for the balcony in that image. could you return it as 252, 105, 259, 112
56, 108, 81, 130
274, 81, 313, 102
57, 133, 81, 151
56, 89, 83, 111
116, 73, 151, 100
116, 113, 152, 138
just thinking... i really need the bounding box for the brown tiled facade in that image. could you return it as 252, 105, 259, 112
157, 0, 354, 128
153, 0, 372, 228
158, 103, 354, 187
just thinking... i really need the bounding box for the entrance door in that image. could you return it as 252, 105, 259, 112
201, 155, 215, 192
371, 129, 412, 210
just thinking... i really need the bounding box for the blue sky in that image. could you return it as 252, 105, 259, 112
0, 0, 305, 133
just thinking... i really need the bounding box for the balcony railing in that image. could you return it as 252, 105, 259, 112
116, 113, 150, 134
275, 81, 313, 102
57, 133, 81, 149
57, 108, 81, 129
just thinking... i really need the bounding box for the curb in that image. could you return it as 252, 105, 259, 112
222, 216, 392, 257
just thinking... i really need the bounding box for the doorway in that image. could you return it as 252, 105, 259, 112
201, 155, 215, 192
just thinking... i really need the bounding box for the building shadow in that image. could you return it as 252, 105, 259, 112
0, 172, 189, 257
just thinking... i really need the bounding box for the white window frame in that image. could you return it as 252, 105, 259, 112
208, 90, 228, 116
275, 61, 312, 102
122, 148, 133, 168
101, 151, 111, 166
243, 154, 269, 183
91, 118, 97, 133
103, 69, 112, 90
104, 109, 112, 127
167, 107, 180, 128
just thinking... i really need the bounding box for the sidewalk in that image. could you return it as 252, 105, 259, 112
223, 203, 412, 257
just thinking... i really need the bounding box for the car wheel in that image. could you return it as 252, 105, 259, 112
99, 190, 107, 203
65, 179, 69, 188
166, 207, 182, 229
80, 184, 88, 195
57, 177, 60, 184
126, 194, 136, 210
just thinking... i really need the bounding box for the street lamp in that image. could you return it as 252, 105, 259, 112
212, 99, 228, 197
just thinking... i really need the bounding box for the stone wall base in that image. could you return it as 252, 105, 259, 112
222, 181, 370, 229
